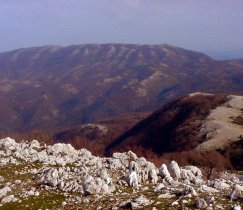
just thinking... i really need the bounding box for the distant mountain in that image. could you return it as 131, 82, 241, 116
0, 44, 242, 133
53, 112, 149, 146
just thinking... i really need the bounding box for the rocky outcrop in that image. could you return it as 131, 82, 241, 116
0, 137, 242, 209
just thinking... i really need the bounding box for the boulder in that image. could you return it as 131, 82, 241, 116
229, 184, 243, 200
232, 206, 241, 210
46, 143, 77, 156
0, 137, 17, 152
148, 168, 158, 184
159, 164, 171, 178
169, 161, 181, 179
128, 171, 139, 188
212, 179, 230, 190
184, 166, 202, 177
0, 186, 11, 198
1, 195, 17, 203
196, 198, 207, 209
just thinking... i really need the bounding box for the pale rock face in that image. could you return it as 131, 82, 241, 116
1, 195, 17, 203
206, 195, 215, 204
46, 143, 77, 156
36, 168, 59, 187
180, 169, 196, 182
132, 196, 153, 208
29, 140, 41, 149
229, 184, 243, 200
200, 185, 219, 193
83, 174, 114, 195
169, 161, 181, 179
159, 164, 171, 178
127, 151, 138, 160
129, 171, 139, 188
233, 205, 242, 210
183, 166, 203, 177
129, 161, 140, 173
148, 168, 158, 184
112, 152, 130, 166
196, 198, 208, 209
0, 186, 11, 198
83, 176, 98, 195
181, 185, 198, 196
119, 196, 152, 209
0, 137, 17, 151
79, 148, 92, 157
212, 179, 230, 190
154, 183, 164, 192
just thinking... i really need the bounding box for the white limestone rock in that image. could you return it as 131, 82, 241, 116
159, 164, 171, 178
83, 175, 114, 195
212, 179, 230, 190
229, 184, 243, 200
36, 168, 59, 187
0, 186, 11, 198
129, 161, 141, 173
232, 205, 241, 210
181, 168, 196, 182
0, 137, 17, 152
184, 165, 202, 177
169, 161, 181, 179
154, 183, 164, 192
196, 198, 208, 209
46, 143, 77, 156
149, 168, 158, 184
1, 195, 17, 203
128, 171, 139, 188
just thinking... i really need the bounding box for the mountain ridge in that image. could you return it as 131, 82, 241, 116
0, 44, 242, 133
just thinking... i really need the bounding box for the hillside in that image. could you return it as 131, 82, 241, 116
105, 93, 243, 168
0, 44, 243, 133
53, 112, 149, 148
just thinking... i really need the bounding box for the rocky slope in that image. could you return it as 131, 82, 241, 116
0, 137, 242, 209
105, 93, 243, 168
0, 44, 243, 133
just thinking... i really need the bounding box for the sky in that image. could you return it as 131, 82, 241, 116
0, 0, 243, 59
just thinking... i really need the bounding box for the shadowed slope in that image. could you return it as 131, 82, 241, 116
105, 94, 231, 155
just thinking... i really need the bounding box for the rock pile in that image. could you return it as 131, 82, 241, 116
0, 137, 242, 209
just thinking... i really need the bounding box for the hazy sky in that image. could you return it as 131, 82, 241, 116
0, 0, 243, 58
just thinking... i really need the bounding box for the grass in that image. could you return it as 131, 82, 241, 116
0, 193, 65, 210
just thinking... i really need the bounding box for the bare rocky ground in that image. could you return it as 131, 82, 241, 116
0, 137, 242, 210
197, 94, 243, 152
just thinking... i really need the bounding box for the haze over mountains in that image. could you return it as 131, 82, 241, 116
0, 44, 242, 134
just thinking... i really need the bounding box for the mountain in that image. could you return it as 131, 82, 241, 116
0, 44, 243, 133
105, 93, 243, 168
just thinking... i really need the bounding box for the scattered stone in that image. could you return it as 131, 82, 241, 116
0, 138, 242, 209
196, 198, 208, 209
154, 183, 164, 192
232, 205, 241, 210
212, 179, 230, 190
0, 186, 11, 198
229, 184, 243, 200
1, 195, 17, 203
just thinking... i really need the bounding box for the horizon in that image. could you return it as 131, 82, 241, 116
1, 0, 243, 60
1, 42, 243, 61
